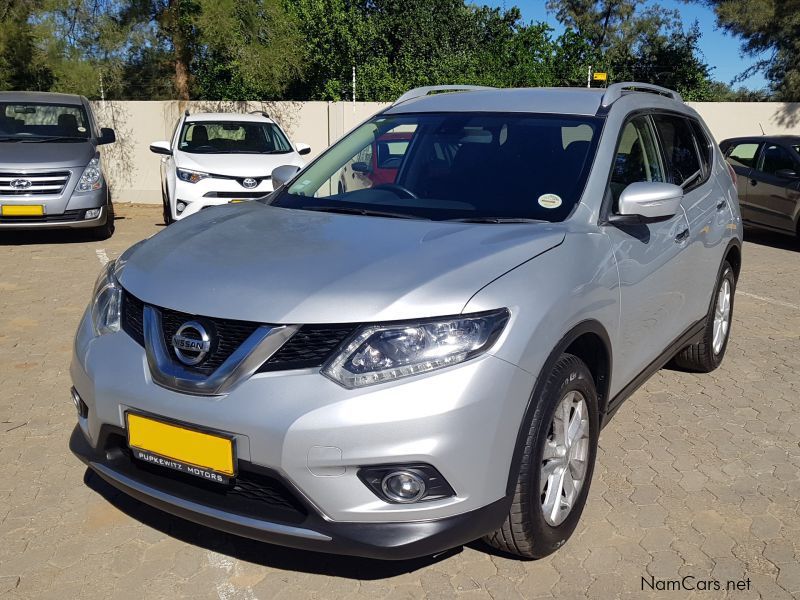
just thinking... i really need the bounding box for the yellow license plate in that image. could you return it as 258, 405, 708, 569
1, 205, 44, 216
228, 199, 247, 204
126, 413, 235, 482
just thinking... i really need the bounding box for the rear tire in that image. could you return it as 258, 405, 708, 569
484, 354, 599, 559
671, 261, 735, 372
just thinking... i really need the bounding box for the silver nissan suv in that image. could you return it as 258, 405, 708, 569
0, 91, 116, 239
70, 83, 742, 560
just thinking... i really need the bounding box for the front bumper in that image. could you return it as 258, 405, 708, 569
70, 424, 510, 560
70, 309, 534, 557
173, 178, 272, 220
0, 184, 108, 230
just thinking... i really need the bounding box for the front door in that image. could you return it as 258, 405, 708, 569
603, 115, 692, 389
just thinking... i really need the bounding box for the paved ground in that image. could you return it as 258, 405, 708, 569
1, 204, 799, 600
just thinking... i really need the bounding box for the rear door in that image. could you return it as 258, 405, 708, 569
748, 143, 800, 232
723, 140, 761, 222
652, 113, 728, 327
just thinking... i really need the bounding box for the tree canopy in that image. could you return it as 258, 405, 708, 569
0, 0, 781, 101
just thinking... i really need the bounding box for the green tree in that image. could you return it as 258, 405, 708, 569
699, 0, 799, 100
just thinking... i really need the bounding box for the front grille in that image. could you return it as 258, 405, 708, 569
121, 292, 145, 346
202, 191, 265, 199
120, 290, 353, 375
0, 171, 70, 196
258, 325, 355, 372
0, 209, 84, 223
159, 308, 260, 376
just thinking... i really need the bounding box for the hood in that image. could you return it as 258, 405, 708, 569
119, 203, 565, 324
0, 140, 94, 168
176, 151, 301, 178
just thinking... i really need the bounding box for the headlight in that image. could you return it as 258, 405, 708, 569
90, 261, 122, 336
77, 156, 103, 191
323, 309, 509, 389
177, 168, 209, 183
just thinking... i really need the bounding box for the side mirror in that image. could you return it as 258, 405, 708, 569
98, 127, 116, 145
616, 182, 683, 222
351, 161, 371, 173
271, 164, 301, 189
296, 143, 311, 156
775, 168, 799, 179
149, 141, 172, 156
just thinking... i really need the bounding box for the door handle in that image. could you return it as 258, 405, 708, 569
750, 179, 757, 186
675, 228, 690, 242
716, 199, 727, 211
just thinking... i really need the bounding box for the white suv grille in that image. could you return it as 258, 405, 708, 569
0, 171, 71, 196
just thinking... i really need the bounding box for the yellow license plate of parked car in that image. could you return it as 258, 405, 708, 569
126, 413, 235, 482
1, 205, 44, 216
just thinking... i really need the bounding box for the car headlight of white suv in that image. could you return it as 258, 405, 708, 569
177, 168, 210, 183
90, 261, 122, 336
323, 309, 509, 388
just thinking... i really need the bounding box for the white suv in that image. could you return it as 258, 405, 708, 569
149, 112, 309, 224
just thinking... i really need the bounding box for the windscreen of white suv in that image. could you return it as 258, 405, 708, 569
271, 113, 603, 222
179, 121, 293, 154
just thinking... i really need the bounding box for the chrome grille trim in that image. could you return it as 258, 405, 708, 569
0, 171, 71, 196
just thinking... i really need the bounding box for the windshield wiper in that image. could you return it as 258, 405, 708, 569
446, 217, 543, 224
20, 136, 87, 143
303, 205, 427, 220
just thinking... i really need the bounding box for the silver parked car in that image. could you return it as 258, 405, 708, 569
0, 91, 116, 239
70, 83, 742, 560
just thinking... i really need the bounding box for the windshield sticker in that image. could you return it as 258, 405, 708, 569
538, 194, 562, 209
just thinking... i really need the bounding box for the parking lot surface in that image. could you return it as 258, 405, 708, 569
1, 204, 799, 600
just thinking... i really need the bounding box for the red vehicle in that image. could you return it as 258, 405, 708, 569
339, 132, 413, 193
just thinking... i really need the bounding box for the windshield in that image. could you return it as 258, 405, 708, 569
270, 112, 602, 222
0, 102, 91, 140
179, 121, 292, 154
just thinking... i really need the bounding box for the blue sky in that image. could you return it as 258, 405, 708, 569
484, 0, 768, 90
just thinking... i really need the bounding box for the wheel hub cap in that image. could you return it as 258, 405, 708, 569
540, 390, 590, 526
712, 279, 731, 355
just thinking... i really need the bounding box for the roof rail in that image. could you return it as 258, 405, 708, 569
250, 110, 270, 118
392, 85, 495, 106
601, 82, 683, 107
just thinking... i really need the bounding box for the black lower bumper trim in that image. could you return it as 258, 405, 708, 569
70, 424, 511, 560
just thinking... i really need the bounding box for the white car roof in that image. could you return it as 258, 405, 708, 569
185, 112, 275, 125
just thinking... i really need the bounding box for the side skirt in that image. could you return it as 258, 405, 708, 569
601, 319, 705, 428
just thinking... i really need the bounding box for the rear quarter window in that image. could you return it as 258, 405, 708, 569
726, 142, 760, 168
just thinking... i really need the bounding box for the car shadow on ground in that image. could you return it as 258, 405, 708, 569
743, 227, 799, 252
0, 216, 125, 246
83, 469, 472, 578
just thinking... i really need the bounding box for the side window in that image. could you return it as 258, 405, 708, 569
689, 120, 713, 176
610, 116, 665, 207
652, 114, 703, 188
726, 142, 760, 168
757, 144, 796, 176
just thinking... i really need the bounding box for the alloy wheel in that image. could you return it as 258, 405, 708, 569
712, 278, 731, 355
540, 390, 590, 526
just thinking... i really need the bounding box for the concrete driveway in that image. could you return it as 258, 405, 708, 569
1, 205, 798, 599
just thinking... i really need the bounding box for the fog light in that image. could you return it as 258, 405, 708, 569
381, 471, 427, 503
84, 208, 101, 219
70, 387, 88, 418
176, 201, 187, 213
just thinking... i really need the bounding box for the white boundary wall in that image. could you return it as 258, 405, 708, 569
91, 100, 800, 204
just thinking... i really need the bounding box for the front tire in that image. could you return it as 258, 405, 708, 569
87, 200, 115, 241
162, 193, 174, 225
484, 353, 599, 559
671, 260, 735, 372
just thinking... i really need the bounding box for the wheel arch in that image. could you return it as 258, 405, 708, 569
505, 320, 612, 496
724, 239, 742, 281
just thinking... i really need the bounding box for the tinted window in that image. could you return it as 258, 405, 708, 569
689, 120, 713, 175
726, 142, 760, 168
274, 113, 603, 222
0, 103, 90, 139
609, 116, 665, 206
758, 144, 796, 175
652, 115, 702, 187
179, 121, 292, 154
